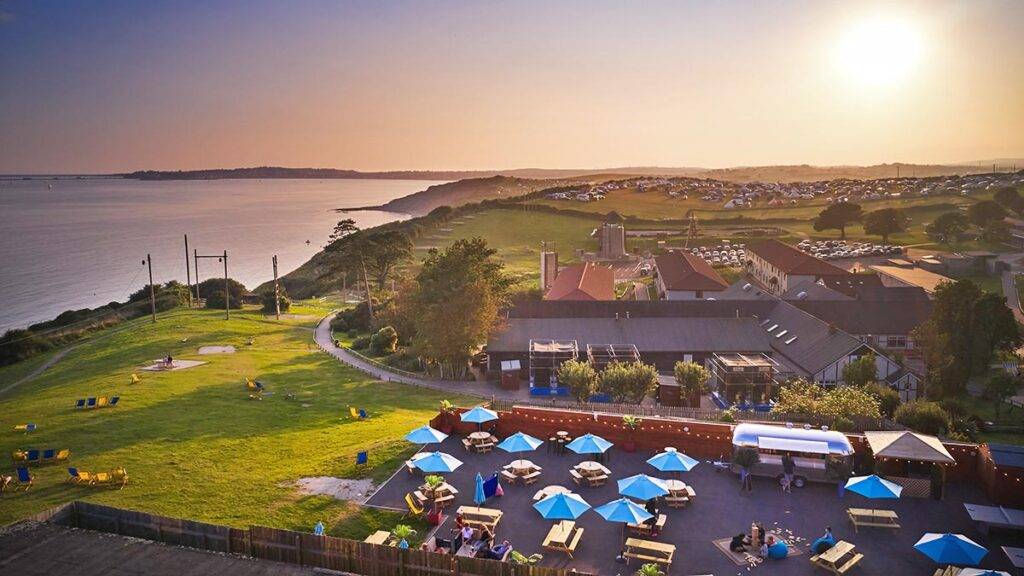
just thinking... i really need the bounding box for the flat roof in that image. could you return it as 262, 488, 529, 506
869, 265, 953, 294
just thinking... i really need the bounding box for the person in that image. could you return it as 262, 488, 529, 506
459, 524, 474, 542
740, 465, 753, 493
729, 533, 747, 553
782, 453, 796, 493
453, 512, 467, 531
811, 526, 836, 554
163, 355, 174, 368
487, 540, 512, 560
644, 498, 659, 525
478, 525, 495, 547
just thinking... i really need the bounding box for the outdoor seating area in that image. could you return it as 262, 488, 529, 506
365, 427, 1024, 575
12, 448, 70, 465
73, 396, 120, 410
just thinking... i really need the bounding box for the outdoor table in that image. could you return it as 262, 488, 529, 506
509, 459, 536, 474
419, 482, 458, 497
364, 530, 391, 545
624, 538, 675, 567
543, 520, 584, 558
468, 431, 490, 443
810, 540, 862, 575
533, 485, 571, 501
556, 431, 569, 439
456, 506, 503, 533
663, 479, 686, 494
1003, 546, 1024, 569
846, 508, 900, 532
575, 461, 610, 476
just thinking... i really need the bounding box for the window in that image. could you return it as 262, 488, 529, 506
695, 290, 703, 299
886, 335, 907, 348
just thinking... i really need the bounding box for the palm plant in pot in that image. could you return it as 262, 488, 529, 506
437, 399, 455, 434
621, 415, 642, 452
636, 563, 665, 576
423, 474, 444, 497
390, 524, 417, 549
508, 551, 543, 574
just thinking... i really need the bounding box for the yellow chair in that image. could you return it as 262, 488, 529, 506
74, 471, 95, 484
96, 397, 109, 408
55, 449, 70, 462
111, 467, 129, 489
13, 424, 36, 433
130, 373, 141, 385
405, 493, 424, 517
93, 471, 111, 485
11, 450, 27, 462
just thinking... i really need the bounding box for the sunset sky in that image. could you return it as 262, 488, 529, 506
1, 0, 1022, 173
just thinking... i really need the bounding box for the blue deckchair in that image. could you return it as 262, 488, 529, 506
42, 449, 56, 461
26, 450, 40, 463
86, 398, 96, 408
356, 451, 368, 465
109, 396, 120, 407
15, 467, 33, 490
359, 409, 368, 419
75, 399, 86, 409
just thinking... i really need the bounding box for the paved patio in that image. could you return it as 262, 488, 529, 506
366, 436, 1024, 575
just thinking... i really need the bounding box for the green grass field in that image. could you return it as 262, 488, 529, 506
0, 301, 472, 536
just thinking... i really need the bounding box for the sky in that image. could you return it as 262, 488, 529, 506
1, 0, 1022, 173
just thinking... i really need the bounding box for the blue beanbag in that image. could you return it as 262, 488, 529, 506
767, 541, 789, 559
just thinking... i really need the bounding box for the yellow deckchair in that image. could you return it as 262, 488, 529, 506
96, 397, 109, 408
130, 373, 141, 385
405, 493, 424, 517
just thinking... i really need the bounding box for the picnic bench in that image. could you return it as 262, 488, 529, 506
964, 503, 1024, 534
456, 506, 503, 534
847, 508, 900, 532
623, 538, 675, 567
810, 540, 862, 575
628, 514, 667, 536
543, 520, 584, 559
364, 530, 391, 545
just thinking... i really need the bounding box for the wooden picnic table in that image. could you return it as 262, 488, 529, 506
575, 461, 610, 476
1003, 546, 1024, 569
364, 530, 391, 545
468, 431, 491, 442
457, 506, 503, 532
508, 459, 537, 474
556, 431, 570, 439
533, 485, 572, 501
810, 540, 863, 575
847, 508, 900, 532
624, 537, 675, 567
543, 520, 585, 558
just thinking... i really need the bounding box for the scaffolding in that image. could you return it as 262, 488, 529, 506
708, 353, 779, 406
586, 344, 641, 372
529, 339, 578, 394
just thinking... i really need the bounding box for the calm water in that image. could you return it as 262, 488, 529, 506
0, 178, 442, 331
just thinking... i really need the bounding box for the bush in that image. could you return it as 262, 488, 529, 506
733, 446, 760, 469
598, 361, 658, 404
833, 417, 855, 432
863, 382, 901, 418
347, 328, 358, 338
719, 407, 737, 423
332, 301, 375, 332
948, 416, 979, 442
330, 315, 348, 332
938, 397, 968, 418
558, 359, 599, 403
198, 278, 246, 310
370, 326, 399, 355
384, 349, 421, 372
259, 287, 291, 314
351, 336, 371, 350
0, 329, 55, 367
673, 361, 710, 396
894, 401, 951, 435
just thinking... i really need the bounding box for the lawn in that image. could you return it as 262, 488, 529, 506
0, 301, 473, 537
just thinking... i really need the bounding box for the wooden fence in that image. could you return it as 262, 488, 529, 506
49, 501, 593, 576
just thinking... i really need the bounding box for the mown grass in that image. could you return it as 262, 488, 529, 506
0, 302, 472, 537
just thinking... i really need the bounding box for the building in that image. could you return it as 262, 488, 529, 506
746, 239, 849, 295
707, 353, 779, 406
653, 250, 729, 300
596, 223, 627, 259
487, 299, 921, 400
540, 251, 558, 292
543, 262, 615, 301
868, 264, 952, 295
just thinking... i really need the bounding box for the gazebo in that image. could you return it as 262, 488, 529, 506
864, 431, 956, 499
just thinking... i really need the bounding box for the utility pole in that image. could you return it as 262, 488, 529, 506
144, 254, 156, 323
272, 254, 281, 320
184, 234, 193, 308
194, 249, 201, 302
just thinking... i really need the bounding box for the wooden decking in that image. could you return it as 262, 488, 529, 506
0, 521, 316, 576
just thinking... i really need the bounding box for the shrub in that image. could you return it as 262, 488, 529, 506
733, 446, 760, 469
774, 379, 880, 422
259, 287, 291, 314
894, 401, 951, 435
842, 354, 876, 387
330, 315, 348, 332
863, 383, 901, 418
719, 406, 737, 423
673, 361, 710, 396
948, 416, 979, 442
0, 329, 55, 367
370, 326, 399, 355
198, 278, 246, 310
938, 397, 968, 418
598, 361, 658, 404
557, 359, 598, 403
833, 416, 855, 432
351, 336, 371, 350
384, 349, 421, 372
347, 328, 358, 338
333, 301, 375, 332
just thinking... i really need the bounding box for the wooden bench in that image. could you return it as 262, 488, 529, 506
461, 438, 474, 451
522, 471, 542, 485
628, 514, 667, 536
500, 470, 517, 483
569, 469, 585, 485
475, 442, 494, 454
932, 567, 961, 576
623, 538, 675, 567
664, 495, 689, 508
847, 508, 900, 533
587, 474, 608, 487
835, 553, 863, 574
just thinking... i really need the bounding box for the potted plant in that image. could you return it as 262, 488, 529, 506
437, 399, 455, 434
509, 551, 543, 574
391, 524, 417, 549
636, 563, 665, 576
423, 474, 444, 497
621, 415, 641, 452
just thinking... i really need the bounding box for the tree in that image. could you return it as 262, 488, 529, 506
673, 361, 710, 398
862, 208, 910, 243
914, 280, 978, 397
370, 326, 399, 355
984, 371, 1020, 417
980, 220, 1011, 243
894, 400, 950, 435
773, 379, 881, 422
967, 200, 1007, 227
410, 238, 512, 378
863, 382, 901, 417
363, 230, 414, 289
994, 187, 1024, 214
260, 286, 291, 314
842, 353, 877, 387
328, 218, 359, 244
970, 292, 1023, 369
597, 361, 658, 404
557, 359, 598, 403
925, 212, 969, 245
813, 203, 863, 239
197, 278, 246, 310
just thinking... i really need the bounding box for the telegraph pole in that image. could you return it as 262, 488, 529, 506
272, 254, 281, 320
144, 254, 156, 323
193, 249, 201, 302
184, 234, 193, 308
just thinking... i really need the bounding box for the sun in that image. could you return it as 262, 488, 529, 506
836, 15, 924, 86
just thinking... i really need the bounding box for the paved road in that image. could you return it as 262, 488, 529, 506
1002, 269, 1024, 324
312, 314, 527, 401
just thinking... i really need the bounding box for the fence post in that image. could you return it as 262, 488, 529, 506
296, 534, 303, 566
248, 525, 255, 557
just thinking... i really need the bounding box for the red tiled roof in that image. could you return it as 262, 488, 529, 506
654, 251, 729, 291
544, 263, 615, 301
747, 239, 849, 276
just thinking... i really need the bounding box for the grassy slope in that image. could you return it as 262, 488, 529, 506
0, 301, 472, 536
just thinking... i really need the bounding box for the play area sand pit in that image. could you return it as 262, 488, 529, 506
141, 359, 206, 371
198, 345, 236, 355
294, 477, 377, 502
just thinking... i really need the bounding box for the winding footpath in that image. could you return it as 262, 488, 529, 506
312, 314, 526, 401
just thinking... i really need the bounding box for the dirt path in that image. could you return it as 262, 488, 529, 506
0, 347, 76, 396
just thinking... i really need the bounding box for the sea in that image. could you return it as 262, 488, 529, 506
0, 178, 442, 331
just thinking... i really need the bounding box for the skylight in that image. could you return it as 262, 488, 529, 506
767, 324, 779, 332
775, 330, 788, 338
785, 336, 798, 344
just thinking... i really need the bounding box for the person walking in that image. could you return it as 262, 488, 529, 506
782, 453, 796, 493
740, 464, 753, 493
